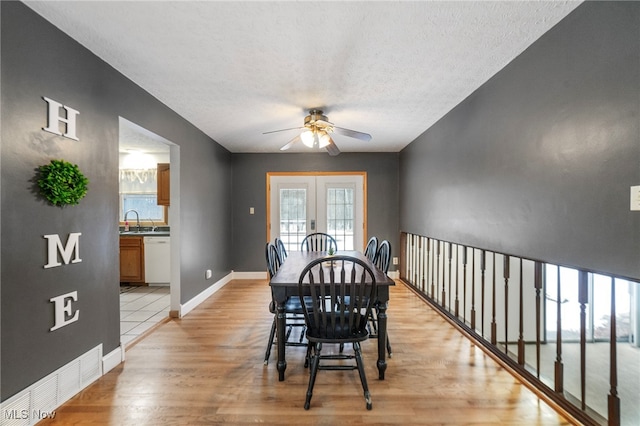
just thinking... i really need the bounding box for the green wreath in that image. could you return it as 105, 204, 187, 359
38, 159, 89, 206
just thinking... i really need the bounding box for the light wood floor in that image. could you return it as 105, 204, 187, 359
39, 279, 574, 425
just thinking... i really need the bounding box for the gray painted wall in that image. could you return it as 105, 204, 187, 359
1, 2, 232, 400
4, 0, 637, 408
399, 1, 640, 280
231, 153, 399, 272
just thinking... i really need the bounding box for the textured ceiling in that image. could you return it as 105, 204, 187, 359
25, 1, 582, 154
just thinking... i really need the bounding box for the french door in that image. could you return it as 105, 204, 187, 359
268, 173, 365, 252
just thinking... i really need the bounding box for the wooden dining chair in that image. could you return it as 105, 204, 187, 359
338, 239, 393, 357
373, 239, 391, 274
298, 255, 377, 410
275, 237, 287, 263
264, 242, 308, 365
300, 232, 338, 252
363, 236, 378, 262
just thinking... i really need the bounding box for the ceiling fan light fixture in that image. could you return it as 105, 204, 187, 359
300, 129, 315, 147
267, 109, 369, 155
318, 131, 332, 148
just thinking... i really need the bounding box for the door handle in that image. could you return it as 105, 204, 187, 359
310, 219, 316, 231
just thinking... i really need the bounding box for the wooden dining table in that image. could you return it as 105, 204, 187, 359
269, 250, 395, 381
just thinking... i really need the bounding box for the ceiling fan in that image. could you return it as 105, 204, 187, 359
263, 109, 372, 156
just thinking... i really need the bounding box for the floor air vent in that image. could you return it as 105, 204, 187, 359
1, 345, 102, 425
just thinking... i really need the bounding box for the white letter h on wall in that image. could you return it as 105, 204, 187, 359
42, 96, 79, 140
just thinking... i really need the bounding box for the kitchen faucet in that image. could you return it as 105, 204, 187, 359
124, 209, 141, 232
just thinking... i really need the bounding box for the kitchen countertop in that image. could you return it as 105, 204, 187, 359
119, 231, 170, 237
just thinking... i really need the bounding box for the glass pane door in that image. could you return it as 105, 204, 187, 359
327, 187, 354, 250
278, 188, 308, 253
269, 174, 364, 251
316, 175, 363, 251
270, 176, 315, 253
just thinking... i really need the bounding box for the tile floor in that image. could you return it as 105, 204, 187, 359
120, 285, 170, 347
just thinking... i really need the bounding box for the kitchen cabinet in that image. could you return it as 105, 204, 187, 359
157, 163, 170, 206
120, 236, 145, 284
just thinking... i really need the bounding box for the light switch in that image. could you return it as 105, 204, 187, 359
631, 186, 640, 211
249, 207, 255, 215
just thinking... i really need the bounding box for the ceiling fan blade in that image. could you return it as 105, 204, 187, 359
280, 134, 301, 151
263, 126, 304, 135
315, 119, 333, 128
332, 126, 372, 142
325, 139, 341, 156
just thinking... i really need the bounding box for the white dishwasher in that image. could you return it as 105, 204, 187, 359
144, 236, 170, 284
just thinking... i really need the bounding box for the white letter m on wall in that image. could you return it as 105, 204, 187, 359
44, 233, 82, 269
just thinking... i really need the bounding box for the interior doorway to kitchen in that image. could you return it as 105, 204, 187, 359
267, 172, 367, 252
118, 117, 181, 345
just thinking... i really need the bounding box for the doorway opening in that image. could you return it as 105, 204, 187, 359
267, 172, 367, 252
118, 117, 181, 346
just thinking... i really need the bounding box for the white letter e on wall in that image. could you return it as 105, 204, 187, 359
50, 291, 79, 331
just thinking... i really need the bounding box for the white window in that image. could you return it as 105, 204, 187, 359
119, 169, 167, 224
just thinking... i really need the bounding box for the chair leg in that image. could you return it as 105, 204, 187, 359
304, 341, 312, 368
304, 343, 321, 410
285, 324, 293, 341
353, 342, 372, 410
299, 324, 306, 343
369, 311, 378, 334
264, 316, 276, 365
386, 335, 393, 358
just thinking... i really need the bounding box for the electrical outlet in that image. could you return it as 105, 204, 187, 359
249, 207, 255, 215
631, 186, 640, 211
205, 269, 212, 279
392, 257, 399, 265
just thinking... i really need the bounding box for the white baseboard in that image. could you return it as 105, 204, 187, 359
102, 345, 125, 374
232, 271, 268, 280
389, 270, 399, 279
179, 272, 233, 317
